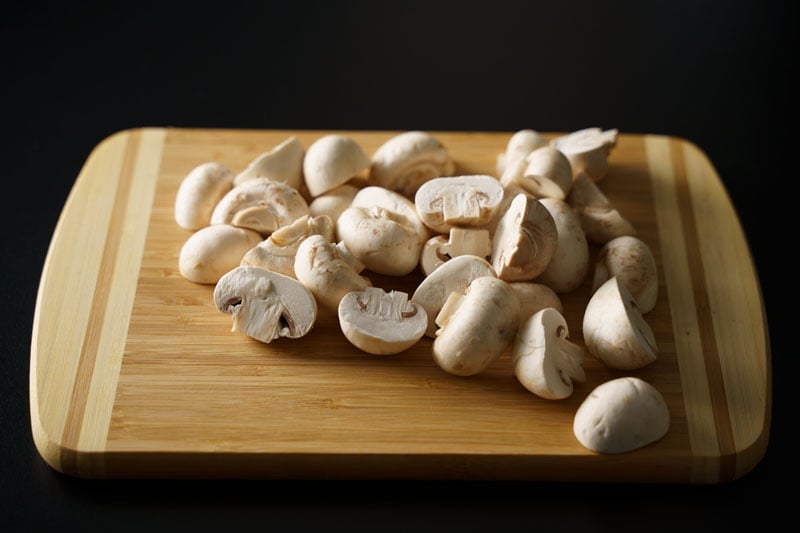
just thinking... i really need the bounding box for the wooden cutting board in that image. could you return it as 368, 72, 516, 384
30, 128, 770, 482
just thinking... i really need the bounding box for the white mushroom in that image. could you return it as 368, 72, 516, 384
511, 307, 586, 400
303, 135, 371, 198
308, 184, 359, 226
178, 224, 262, 284
419, 228, 492, 276
582, 277, 657, 370
509, 281, 563, 321
211, 178, 309, 236
214, 266, 317, 343
414, 175, 504, 233
432, 276, 520, 376
535, 198, 589, 293
233, 136, 304, 190
350, 186, 429, 245
496, 129, 548, 176
593, 235, 658, 314
174, 162, 234, 231
370, 131, 456, 198
551, 127, 618, 182
516, 146, 573, 200
567, 172, 636, 245
338, 287, 427, 355
573, 376, 670, 454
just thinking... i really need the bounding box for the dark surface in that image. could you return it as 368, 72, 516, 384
1, 0, 792, 530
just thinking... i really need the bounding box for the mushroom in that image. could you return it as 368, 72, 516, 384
432, 276, 520, 376
370, 131, 456, 198
350, 186, 429, 245
511, 307, 586, 400
535, 198, 589, 293
573, 376, 670, 454
496, 129, 548, 176
583, 276, 657, 370
308, 184, 359, 225
178, 224, 263, 284
240, 214, 335, 278
174, 162, 234, 231
491, 193, 558, 282
411, 254, 497, 338
232, 136, 304, 190
509, 281, 563, 321
211, 178, 309, 237
213, 266, 317, 343
303, 134, 371, 198
414, 175, 504, 233
338, 287, 427, 355
419, 228, 492, 276
551, 127, 618, 182
294, 234, 372, 311
517, 146, 573, 200
592, 235, 658, 314
567, 172, 636, 245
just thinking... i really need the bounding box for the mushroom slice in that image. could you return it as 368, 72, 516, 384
211, 178, 309, 236
414, 175, 504, 233
233, 136, 304, 190
214, 266, 317, 343
512, 308, 586, 400
179, 224, 263, 284
338, 287, 427, 355
583, 277, 657, 370
551, 127, 618, 182
174, 162, 234, 231
573, 376, 670, 454
411, 254, 497, 338
350, 186, 429, 245
509, 282, 563, 321
593, 235, 658, 314
370, 131, 456, 198
420, 228, 492, 276
536, 198, 589, 294
491, 193, 558, 282
432, 276, 520, 376
294, 234, 371, 311
567, 172, 636, 245
496, 129, 548, 176
517, 146, 573, 200
308, 184, 359, 224
303, 134, 371, 198
240, 214, 335, 278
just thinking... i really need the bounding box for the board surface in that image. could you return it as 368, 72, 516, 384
30, 128, 770, 482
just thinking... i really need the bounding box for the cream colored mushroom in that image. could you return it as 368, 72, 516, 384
179, 224, 262, 284
496, 129, 548, 177
573, 376, 670, 454
593, 235, 658, 314
491, 193, 558, 282
214, 266, 317, 343
370, 131, 456, 198
411, 254, 497, 338
419, 228, 492, 276
211, 178, 309, 236
583, 276, 657, 370
293, 234, 371, 311
414, 175, 504, 233
174, 162, 234, 231
511, 307, 586, 400
240, 214, 334, 278
517, 146, 573, 200
350, 186, 429, 245
485, 184, 533, 234
551, 127, 618, 182
308, 184, 359, 225
509, 281, 563, 321
536, 198, 589, 293
303, 134, 371, 198
233, 136, 304, 190
567, 172, 636, 244
338, 287, 427, 355
432, 276, 520, 376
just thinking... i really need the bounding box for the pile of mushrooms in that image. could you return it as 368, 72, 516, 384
174, 128, 669, 454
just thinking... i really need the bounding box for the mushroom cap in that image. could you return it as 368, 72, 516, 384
518, 146, 573, 200
573, 376, 670, 454
214, 266, 317, 343
233, 136, 305, 190
174, 162, 234, 231
414, 175, 504, 233
370, 131, 456, 198
350, 186, 429, 244
500, 129, 548, 173
567, 172, 636, 244
508, 281, 563, 320
308, 184, 360, 226
592, 235, 658, 314
211, 178, 309, 236
535, 198, 590, 293
551, 128, 618, 182
303, 135, 371, 197
179, 224, 263, 284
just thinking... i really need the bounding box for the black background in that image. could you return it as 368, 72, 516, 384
2, 0, 793, 530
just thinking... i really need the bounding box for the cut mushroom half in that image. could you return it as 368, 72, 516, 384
370, 131, 456, 198
551, 127, 618, 182
496, 129, 548, 177
214, 266, 317, 343
535, 198, 589, 294
308, 184, 359, 225
179, 224, 263, 284
211, 178, 309, 237
233, 136, 304, 190
509, 282, 563, 321
420, 228, 492, 276
567, 172, 636, 245
414, 175, 504, 233
351, 186, 429, 245
174, 162, 234, 231
303, 134, 371, 198
593, 235, 658, 314
516, 146, 573, 200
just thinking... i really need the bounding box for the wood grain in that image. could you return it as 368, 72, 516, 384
30, 128, 770, 482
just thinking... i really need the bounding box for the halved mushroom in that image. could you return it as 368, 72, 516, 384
174, 162, 234, 231
536, 198, 589, 293
496, 129, 548, 177
414, 175, 504, 233
338, 287, 427, 355
593, 235, 658, 314
509, 281, 563, 321
511, 307, 586, 400
516, 146, 573, 200
233, 136, 304, 190
308, 184, 359, 226
583, 276, 657, 370
419, 228, 492, 276
573, 376, 670, 454
551, 127, 618, 182
350, 186, 429, 245
213, 266, 317, 343
370, 131, 456, 198
179, 224, 263, 284
567, 172, 636, 245
211, 178, 309, 236
303, 135, 371, 198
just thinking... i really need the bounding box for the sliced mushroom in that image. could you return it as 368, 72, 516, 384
414, 175, 504, 233
583, 276, 657, 370
174, 162, 234, 231
517, 146, 573, 200
573, 376, 670, 454
370, 131, 456, 198
211, 178, 309, 236
419, 228, 492, 276
511, 307, 586, 400
338, 287, 427, 355
350, 186, 429, 245
432, 276, 520, 376
179, 224, 263, 284
567, 172, 636, 244
593, 235, 658, 314
496, 129, 548, 177
551, 127, 618, 182
536, 198, 589, 293
308, 184, 359, 226
303, 135, 371, 198
509, 281, 563, 320
233, 136, 304, 190
213, 266, 317, 343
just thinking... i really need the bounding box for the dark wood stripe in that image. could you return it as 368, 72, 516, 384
670, 138, 736, 481
60, 131, 140, 473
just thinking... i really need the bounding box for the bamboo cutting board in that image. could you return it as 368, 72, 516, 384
30, 128, 770, 482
